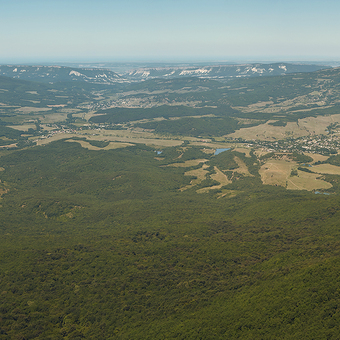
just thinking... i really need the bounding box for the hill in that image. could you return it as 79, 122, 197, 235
0, 65, 123, 84
1, 140, 340, 338
123, 62, 329, 81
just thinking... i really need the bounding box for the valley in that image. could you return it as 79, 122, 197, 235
2, 63, 340, 339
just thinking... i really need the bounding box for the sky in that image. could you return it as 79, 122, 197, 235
1, 0, 340, 64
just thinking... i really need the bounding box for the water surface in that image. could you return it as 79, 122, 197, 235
214, 148, 230, 155
315, 191, 330, 195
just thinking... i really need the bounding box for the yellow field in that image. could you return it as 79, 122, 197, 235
310, 164, 340, 175
210, 166, 231, 186
58, 108, 81, 113
197, 166, 231, 193
234, 156, 253, 176
234, 95, 331, 116
81, 129, 184, 147
234, 147, 251, 157
15, 107, 52, 113
175, 152, 253, 193
180, 164, 209, 191
0, 104, 19, 108
298, 114, 340, 135
40, 124, 59, 132
179, 163, 232, 193
190, 142, 233, 149
228, 113, 340, 140
304, 153, 330, 163
228, 121, 307, 140
40, 113, 69, 123
259, 158, 333, 191
287, 171, 332, 191
10, 124, 36, 131
247, 101, 274, 109
168, 159, 208, 168
260, 159, 294, 187
0, 143, 17, 149
175, 153, 253, 193
34, 129, 184, 148
254, 149, 272, 158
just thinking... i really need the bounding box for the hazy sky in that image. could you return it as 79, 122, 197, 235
1, 0, 340, 63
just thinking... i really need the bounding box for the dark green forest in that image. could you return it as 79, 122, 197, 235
1, 141, 340, 339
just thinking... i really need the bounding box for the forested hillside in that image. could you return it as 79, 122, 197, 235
1, 140, 340, 339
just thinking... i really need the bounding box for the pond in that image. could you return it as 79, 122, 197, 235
214, 148, 230, 155
315, 191, 330, 195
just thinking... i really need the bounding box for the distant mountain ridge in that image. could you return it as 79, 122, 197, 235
123, 63, 329, 81
0, 65, 123, 84
0, 63, 330, 85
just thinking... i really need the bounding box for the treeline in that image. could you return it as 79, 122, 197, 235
135, 116, 240, 137
90, 105, 238, 125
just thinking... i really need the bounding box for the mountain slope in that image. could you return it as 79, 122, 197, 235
124, 63, 329, 81
0, 65, 123, 84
